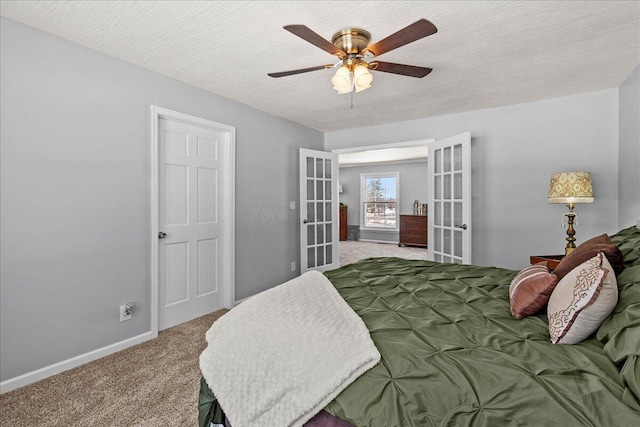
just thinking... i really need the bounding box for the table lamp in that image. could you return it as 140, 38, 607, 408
548, 172, 594, 255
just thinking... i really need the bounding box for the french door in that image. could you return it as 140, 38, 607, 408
427, 132, 471, 264
299, 148, 340, 273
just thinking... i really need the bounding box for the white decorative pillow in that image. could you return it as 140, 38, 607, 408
547, 252, 618, 344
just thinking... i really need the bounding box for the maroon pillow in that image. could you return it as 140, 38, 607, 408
553, 234, 624, 280
509, 262, 559, 319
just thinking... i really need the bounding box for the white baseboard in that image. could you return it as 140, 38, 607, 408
0, 330, 155, 394
358, 239, 400, 245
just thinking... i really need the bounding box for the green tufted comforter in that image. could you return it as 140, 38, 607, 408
200, 256, 640, 427
322, 257, 639, 426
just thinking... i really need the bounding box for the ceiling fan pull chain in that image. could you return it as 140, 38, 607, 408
350, 90, 354, 109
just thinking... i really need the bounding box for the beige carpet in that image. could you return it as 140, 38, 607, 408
0, 309, 227, 427
0, 245, 422, 426
339, 240, 429, 266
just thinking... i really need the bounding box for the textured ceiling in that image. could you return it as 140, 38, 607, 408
1, 1, 638, 132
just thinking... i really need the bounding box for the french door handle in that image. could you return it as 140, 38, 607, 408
454, 224, 468, 230
158, 231, 167, 239
303, 219, 309, 224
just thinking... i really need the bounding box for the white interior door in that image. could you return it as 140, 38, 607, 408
156, 112, 234, 330
427, 132, 471, 264
299, 148, 340, 273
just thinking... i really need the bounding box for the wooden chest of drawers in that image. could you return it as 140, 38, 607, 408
340, 205, 347, 241
399, 215, 428, 248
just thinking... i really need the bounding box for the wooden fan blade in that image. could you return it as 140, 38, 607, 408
268, 65, 330, 78
364, 19, 437, 57
372, 61, 433, 78
284, 25, 346, 58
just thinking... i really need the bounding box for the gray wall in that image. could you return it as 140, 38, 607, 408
0, 18, 323, 382
339, 162, 428, 242
325, 89, 621, 270
618, 65, 640, 228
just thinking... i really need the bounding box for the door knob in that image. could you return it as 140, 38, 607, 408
454, 224, 468, 230
158, 231, 167, 239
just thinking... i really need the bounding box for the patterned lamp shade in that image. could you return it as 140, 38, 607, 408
548, 172, 594, 204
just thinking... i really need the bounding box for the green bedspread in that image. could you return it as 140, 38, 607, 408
322, 257, 640, 426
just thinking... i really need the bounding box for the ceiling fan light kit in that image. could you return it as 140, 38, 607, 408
353, 63, 373, 92
268, 19, 438, 96
331, 65, 351, 93
331, 58, 374, 94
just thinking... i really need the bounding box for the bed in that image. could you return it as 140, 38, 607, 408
199, 226, 640, 426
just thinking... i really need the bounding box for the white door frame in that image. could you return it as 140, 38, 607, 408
331, 139, 436, 155
150, 106, 235, 336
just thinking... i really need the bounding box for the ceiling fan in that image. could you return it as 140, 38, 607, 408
268, 19, 437, 94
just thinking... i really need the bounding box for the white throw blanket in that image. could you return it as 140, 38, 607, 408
199, 270, 380, 427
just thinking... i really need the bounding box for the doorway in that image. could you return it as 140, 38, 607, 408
331, 133, 472, 266
333, 140, 433, 259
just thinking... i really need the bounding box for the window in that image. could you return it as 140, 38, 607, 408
360, 172, 399, 230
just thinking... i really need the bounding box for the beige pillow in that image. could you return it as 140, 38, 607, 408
509, 262, 558, 319
548, 252, 618, 344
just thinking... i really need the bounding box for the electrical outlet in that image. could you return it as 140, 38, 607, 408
120, 305, 132, 322
291, 261, 296, 272
289, 201, 296, 210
